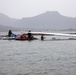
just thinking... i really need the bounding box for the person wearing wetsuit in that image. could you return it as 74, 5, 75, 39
8, 30, 12, 37
27, 30, 32, 39
41, 35, 44, 40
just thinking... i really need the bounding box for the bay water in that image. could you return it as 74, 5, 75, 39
0, 39, 76, 75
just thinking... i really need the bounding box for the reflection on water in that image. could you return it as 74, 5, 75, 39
0, 40, 76, 75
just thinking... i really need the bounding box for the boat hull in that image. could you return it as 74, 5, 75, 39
1, 37, 15, 40
15, 37, 38, 41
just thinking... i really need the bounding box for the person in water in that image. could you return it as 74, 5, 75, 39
41, 35, 44, 40
8, 30, 12, 37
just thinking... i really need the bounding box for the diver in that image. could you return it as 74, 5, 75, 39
8, 30, 12, 37
27, 30, 33, 39
41, 35, 44, 41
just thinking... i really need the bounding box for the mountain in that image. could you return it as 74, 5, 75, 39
12, 11, 76, 30
0, 24, 20, 32
0, 12, 19, 31
0, 12, 19, 26
0, 11, 76, 31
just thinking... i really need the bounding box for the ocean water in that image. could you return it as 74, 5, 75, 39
0, 39, 76, 75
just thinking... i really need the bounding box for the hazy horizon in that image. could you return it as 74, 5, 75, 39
0, 0, 76, 19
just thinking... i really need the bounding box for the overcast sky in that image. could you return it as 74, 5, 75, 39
0, 0, 76, 19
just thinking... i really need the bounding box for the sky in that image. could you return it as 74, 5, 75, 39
0, 0, 76, 19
